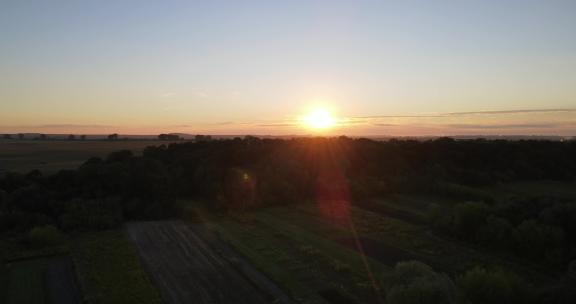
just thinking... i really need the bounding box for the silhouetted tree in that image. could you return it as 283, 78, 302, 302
194, 134, 212, 142
107, 133, 119, 141
158, 134, 181, 141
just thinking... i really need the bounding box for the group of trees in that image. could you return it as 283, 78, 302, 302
429, 195, 576, 269
1, 136, 575, 263
158, 134, 183, 141
1, 134, 87, 140
383, 260, 532, 304
66, 134, 87, 140
0, 149, 175, 234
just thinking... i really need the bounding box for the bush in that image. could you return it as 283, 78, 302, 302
427, 203, 452, 232
457, 267, 532, 304
384, 261, 457, 304
513, 220, 564, 264
60, 198, 123, 231
28, 225, 66, 248
476, 216, 514, 250
453, 201, 490, 238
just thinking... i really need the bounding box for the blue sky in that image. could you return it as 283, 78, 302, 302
1, 0, 575, 135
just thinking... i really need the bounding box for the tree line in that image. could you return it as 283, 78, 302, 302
1, 137, 575, 263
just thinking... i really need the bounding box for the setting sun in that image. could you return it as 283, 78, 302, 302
302, 108, 336, 130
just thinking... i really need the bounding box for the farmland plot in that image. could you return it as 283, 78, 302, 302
4, 256, 81, 304
127, 221, 290, 304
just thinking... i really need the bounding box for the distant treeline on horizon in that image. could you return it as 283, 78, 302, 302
1, 133, 574, 141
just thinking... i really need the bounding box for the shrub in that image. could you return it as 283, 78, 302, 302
513, 220, 564, 264
427, 203, 452, 232
384, 261, 457, 304
476, 216, 514, 250
453, 201, 490, 238
28, 225, 66, 248
457, 266, 532, 304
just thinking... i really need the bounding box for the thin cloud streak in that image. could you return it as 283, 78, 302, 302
356, 108, 576, 120
445, 123, 563, 129
34, 124, 116, 129
447, 109, 576, 116
257, 123, 298, 127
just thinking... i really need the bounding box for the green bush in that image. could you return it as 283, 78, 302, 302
457, 267, 532, 304
28, 225, 65, 248
513, 220, 564, 264
453, 201, 490, 237
476, 216, 514, 250
384, 261, 457, 304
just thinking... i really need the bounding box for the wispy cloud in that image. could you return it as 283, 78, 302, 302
446, 109, 576, 116
214, 121, 253, 126
358, 114, 443, 119
355, 108, 576, 120
257, 123, 297, 127
34, 124, 115, 129
372, 123, 400, 127
161, 92, 176, 98
445, 123, 561, 129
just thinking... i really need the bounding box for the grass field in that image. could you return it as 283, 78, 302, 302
208, 199, 556, 303
72, 230, 163, 304
4, 258, 47, 304
213, 208, 390, 304
0, 262, 7, 303
0, 140, 172, 173
2, 256, 81, 304
0, 238, 67, 303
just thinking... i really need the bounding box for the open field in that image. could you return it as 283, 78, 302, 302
72, 230, 162, 304
127, 221, 290, 304
213, 208, 389, 304
209, 200, 557, 303
2, 256, 81, 304
484, 180, 576, 200
0, 140, 173, 173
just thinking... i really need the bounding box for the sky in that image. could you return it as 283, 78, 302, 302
1, 0, 575, 136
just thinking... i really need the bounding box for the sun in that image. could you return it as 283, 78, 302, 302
302, 107, 336, 130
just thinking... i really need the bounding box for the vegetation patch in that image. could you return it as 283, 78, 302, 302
4, 258, 47, 304
72, 230, 162, 304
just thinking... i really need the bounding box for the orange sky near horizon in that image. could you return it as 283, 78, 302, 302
2, 108, 575, 137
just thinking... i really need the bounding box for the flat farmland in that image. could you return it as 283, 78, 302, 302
126, 221, 290, 304
0, 140, 173, 174
3, 256, 81, 304
72, 230, 162, 304
212, 202, 555, 304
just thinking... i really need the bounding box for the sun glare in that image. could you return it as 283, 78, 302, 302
302, 107, 336, 130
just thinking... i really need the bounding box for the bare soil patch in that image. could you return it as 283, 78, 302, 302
127, 221, 290, 304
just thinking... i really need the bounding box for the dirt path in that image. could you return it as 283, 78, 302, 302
127, 221, 290, 304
